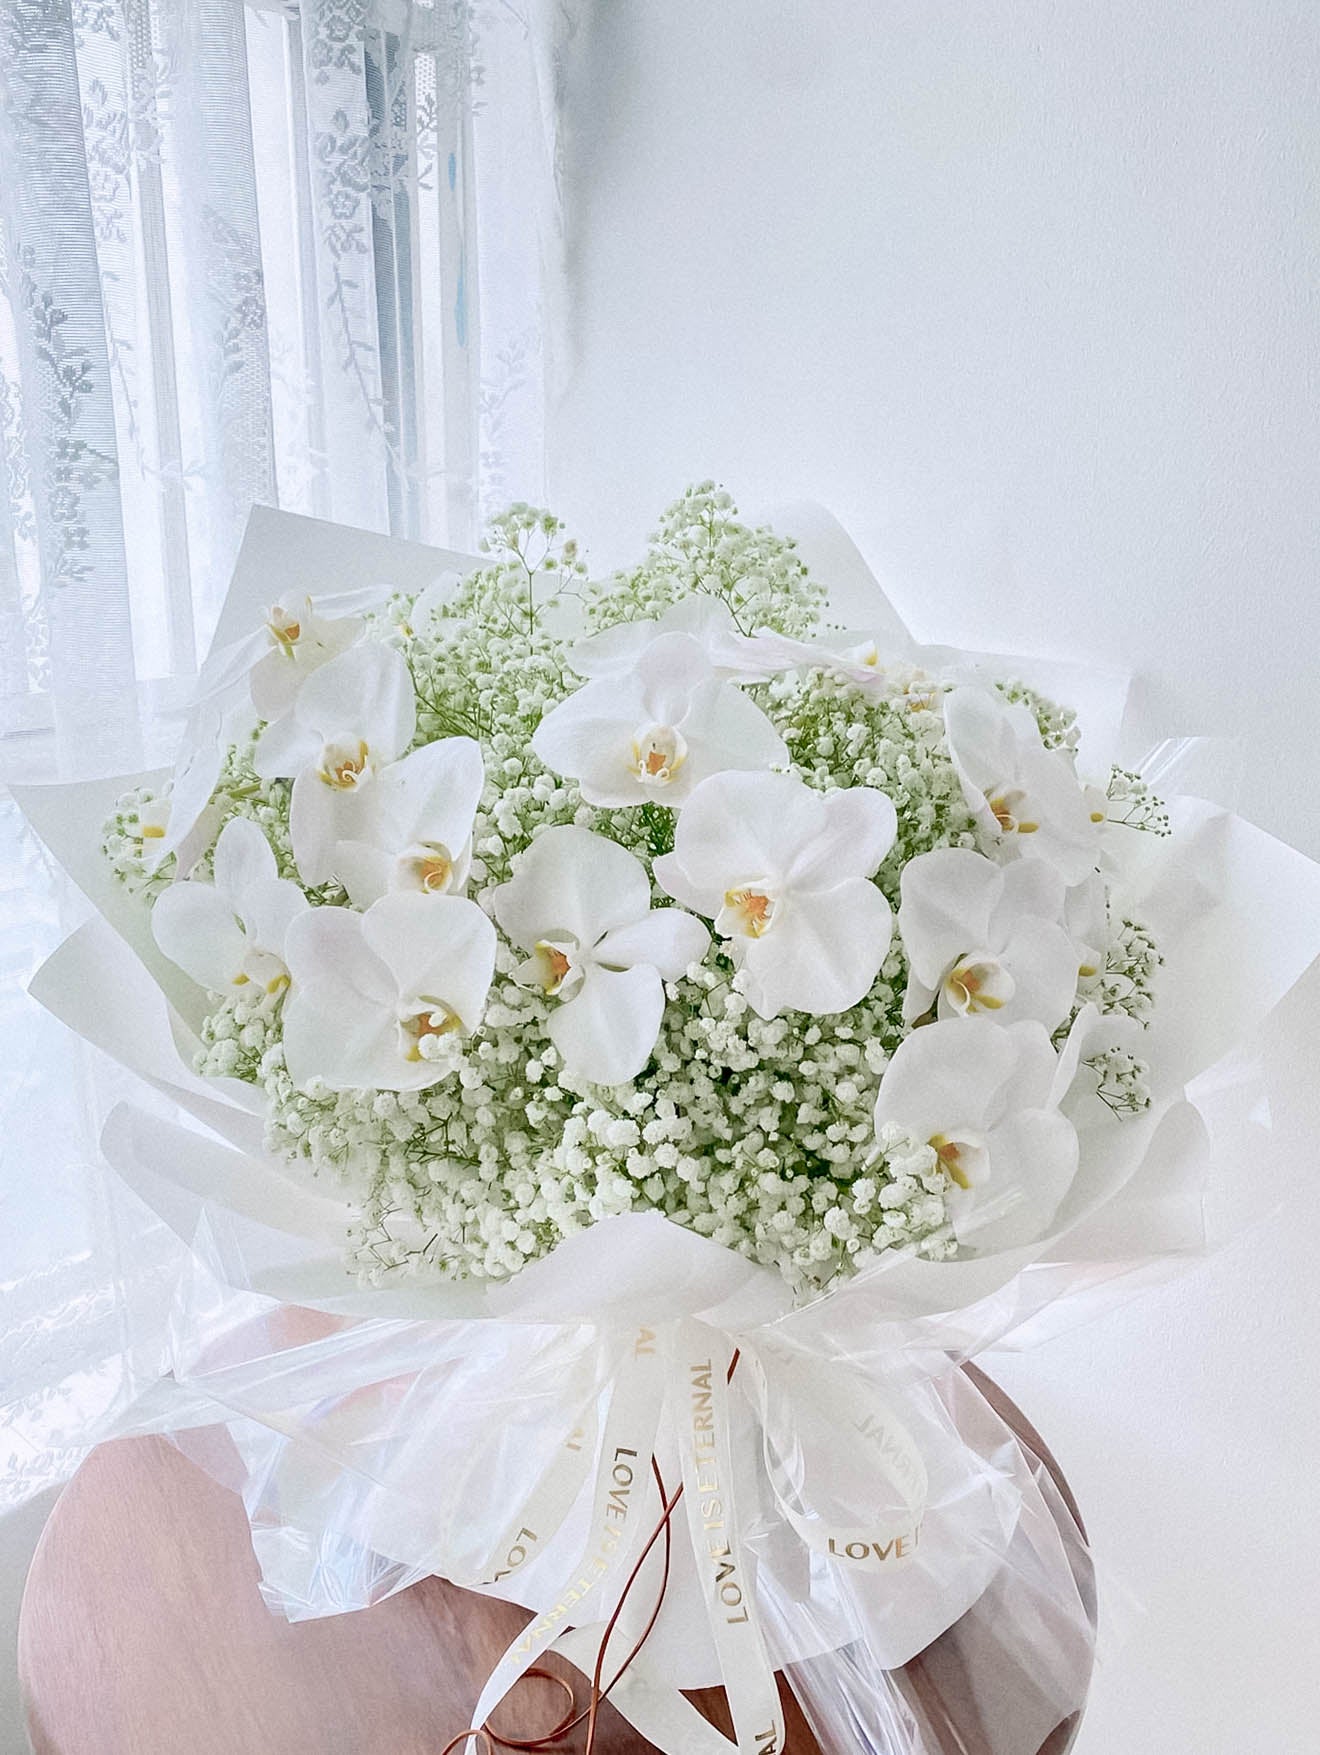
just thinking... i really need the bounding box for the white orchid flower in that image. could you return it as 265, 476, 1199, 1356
281, 892, 496, 1091
151, 817, 308, 995
331, 735, 486, 909
250, 593, 369, 724
655, 770, 897, 1019
492, 825, 709, 1086
874, 1015, 1082, 1254
532, 632, 788, 808
569, 597, 807, 685
943, 686, 1099, 884
251, 641, 418, 885
898, 847, 1081, 1031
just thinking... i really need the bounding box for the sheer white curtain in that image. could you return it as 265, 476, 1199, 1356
0, 0, 567, 748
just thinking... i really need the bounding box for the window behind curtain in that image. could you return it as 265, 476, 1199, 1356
0, 0, 564, 745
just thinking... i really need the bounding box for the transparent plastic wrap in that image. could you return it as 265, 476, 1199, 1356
7, 503, 1320, 1754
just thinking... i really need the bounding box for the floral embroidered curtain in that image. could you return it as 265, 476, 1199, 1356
0, 0, 566, 744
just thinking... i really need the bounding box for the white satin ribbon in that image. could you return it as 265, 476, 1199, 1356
465, 1325, 665, 1745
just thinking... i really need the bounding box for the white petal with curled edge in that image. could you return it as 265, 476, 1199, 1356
281, 906, 405, 1090
670, 677, 789, 797
634, 633, 716, 726
942, 686, 1025, 803
567, 617, 657, 677
548, 963, 665, 1086
492, 826, 652, 952
253, 710, 323, 781
363, 892, 496, 1033
293, 640, 416, 761
243, 877, 310, 961
531, 681, 643, 806
982, 918, 1080, 1031
740, 876, 891, 1018
288, 768, 349, 887
787, 786, 897, 890
873, 1017, 1024, 1144
250, 610, 363, 723
283, 905, 397, 1007
151, 883, 249, 992
594, 907, 710, 979
362, 735, 485, 857
658, 771, 826, 908
211, 816, 277, 898
332, 841, 396, 909
899, 849, 1000, 988
952, 1110, 1080, 1253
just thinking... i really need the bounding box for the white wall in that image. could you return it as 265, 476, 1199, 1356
553, 5, 1320, 1751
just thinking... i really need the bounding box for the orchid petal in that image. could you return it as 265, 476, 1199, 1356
786, 786, 897, 890
594, 907, 710, 980
738, 877, 891, 1017
949, 1109, 1080, 1252
492, 826, 652, 951
362, 892, 496, 1034
284, 905, 396, 1009
361, 735, 485, 857
658, 771, 828, 906
635, 633, 717, 725
243, 876, 310, 960
874, 1018, 1047, 1143
293, 641, 416, 762
212, 815, 278, 898
899, 849, 1001, 988
288, 768, 356, 887
531, 686, 646, 806
548, 964, 664, 1086
253, 711, 322, 781
670, 677, 789, 795
332, 841, 397, 910
151, 883, 249, 992
568, 617, 658, 677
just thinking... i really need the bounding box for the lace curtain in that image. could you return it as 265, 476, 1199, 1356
0, 0, 567, 747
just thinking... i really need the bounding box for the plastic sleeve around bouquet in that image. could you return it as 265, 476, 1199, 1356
9, 502, 1320, 1755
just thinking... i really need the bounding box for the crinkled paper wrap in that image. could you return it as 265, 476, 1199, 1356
10, 504, 1320, 1753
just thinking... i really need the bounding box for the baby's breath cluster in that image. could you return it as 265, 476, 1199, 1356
587, 483, 825, 641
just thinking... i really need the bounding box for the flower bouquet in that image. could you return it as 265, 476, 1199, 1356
16, 488, 1320, 1753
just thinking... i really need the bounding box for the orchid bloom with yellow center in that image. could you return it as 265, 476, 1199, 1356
532, 632, 787, 809
874, 1014, 1090, 1254
281, 893, 495, 1092
492, 826, 709, 1086
151, 817, 308, 998
656, 769, 898, 1020
943, 686, 1099, 884
897, 847, 1083, 1031
252, 644, 483, 903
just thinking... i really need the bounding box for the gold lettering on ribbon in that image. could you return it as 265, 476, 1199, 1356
689, 1360, 750, 1626
634, 1325, 657, 1356
492, 1526, 540, 1582
511, 1446, 639, 1654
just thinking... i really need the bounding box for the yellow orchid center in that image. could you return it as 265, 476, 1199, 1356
724, 887, 775, 938
944, 955, 1012, 1016
401, 1002, 462, 1060
318, 738, 371, 790
930, 1132, 972, 1190
267, 604, 303, 652
402, 846, 455, 893
532, 940, 574, 995
987, 787, 1038, 835
630, 724, 687, 788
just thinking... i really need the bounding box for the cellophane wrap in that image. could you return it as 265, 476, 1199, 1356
7, 504, 1320, 1755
